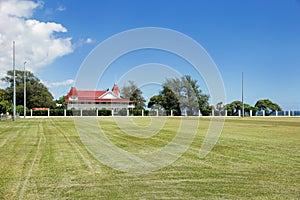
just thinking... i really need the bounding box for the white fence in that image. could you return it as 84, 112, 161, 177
6, 108, 300, 118
212, 110, 300, 117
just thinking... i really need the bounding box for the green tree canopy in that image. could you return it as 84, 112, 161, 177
147, 95, 163, 109
162, 75, 209, 115
147, 87, 181, 116
160, 85, 181, 115
255, 99, 281, 115
225, 100, 257, 116
121, 81, 146, 109
55, 95, 67, 109
148, 75, 209, 116
184, 75, 209, 110
215, 102, 224, 112
2, 70, 55, 109
0, 89, 9, 114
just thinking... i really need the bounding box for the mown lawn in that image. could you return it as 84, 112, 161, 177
0, 117, 299, 199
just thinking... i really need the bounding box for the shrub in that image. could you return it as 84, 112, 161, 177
98, 109, 111, 116
50, 109, 64, 116
32, 110, 48, 116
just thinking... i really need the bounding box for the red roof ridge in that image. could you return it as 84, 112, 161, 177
65, 85, 132, 103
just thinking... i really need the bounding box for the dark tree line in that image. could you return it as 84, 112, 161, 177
0, 70, 55, 114
225, 99, 282, 116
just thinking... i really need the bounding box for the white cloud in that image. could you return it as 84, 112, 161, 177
44, 79, 75, 88
73, 37, 95, 49
56, 5, 66, 12
0, 0, 73, 78
0, 0, 43, 18
85, 38, 93, 44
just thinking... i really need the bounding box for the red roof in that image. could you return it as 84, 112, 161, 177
67, 99, 132, 103
68, 87, 78, 96
32, 108, 49, 110
112, 84, 120, 97
66, 86, 132, 103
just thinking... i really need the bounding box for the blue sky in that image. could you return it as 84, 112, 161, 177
1, 0, 300, 109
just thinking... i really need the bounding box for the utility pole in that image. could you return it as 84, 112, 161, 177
242, 72, 244, 118
24, 61, 27, 118
13, 41, 16, 121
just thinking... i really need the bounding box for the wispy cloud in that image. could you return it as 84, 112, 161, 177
0, 0, 73, 78
72, 37, 95, 49
43, 79, 75, 99
56, 5, 66, 12
44, 79, 75, 88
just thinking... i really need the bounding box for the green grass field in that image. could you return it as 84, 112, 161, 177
0, 117, 299, 199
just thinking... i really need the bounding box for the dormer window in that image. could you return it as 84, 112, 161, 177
69, 96, 78, 101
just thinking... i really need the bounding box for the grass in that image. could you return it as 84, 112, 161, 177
0, 117, 299, 199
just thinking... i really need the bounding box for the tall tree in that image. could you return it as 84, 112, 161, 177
2, 70, 55, 109
121, 81, 146, 109
160, 85, 181, 115
161, 75, 209, 115
184, 75, 209, 112
147, 87, 181, 116
255, 99, 281, 116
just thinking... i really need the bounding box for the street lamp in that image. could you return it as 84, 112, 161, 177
24, 61, 27, 118
13, 41, 16, 121
242, 72, 245, 118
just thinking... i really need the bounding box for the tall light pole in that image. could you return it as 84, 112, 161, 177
242, 72, 244, 117
24, 61, 27, 118
13, 41, 16, 121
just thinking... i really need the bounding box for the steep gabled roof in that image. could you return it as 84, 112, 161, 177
112, 84, 120, 97
68, 87, 78, 96
98, 91, 120, 99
